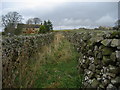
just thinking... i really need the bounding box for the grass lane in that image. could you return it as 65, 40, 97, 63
33, 33, 83, 88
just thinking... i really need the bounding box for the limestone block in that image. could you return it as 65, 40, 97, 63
101, 39, 112, 46
111, 39, 120, 47
102, 47, 113, 56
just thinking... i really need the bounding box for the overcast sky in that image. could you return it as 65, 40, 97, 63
0, 0, 119, 30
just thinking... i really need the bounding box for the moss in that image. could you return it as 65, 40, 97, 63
111, 39, 119, 47
102, 47, 113, 56
111, 31, 120, 38
91, 79, 99, 88
102, 56, 111, 65
101, 39, 112, 46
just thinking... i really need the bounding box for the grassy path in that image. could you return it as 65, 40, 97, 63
19, 32, 83, 88
32, 32, 83, 88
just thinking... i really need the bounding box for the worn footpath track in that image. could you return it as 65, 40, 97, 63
32, 32, 82, 88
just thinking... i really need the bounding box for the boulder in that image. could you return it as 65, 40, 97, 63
106, 84, 113, 88
106, 73, 116, 78
102, 79, 110, 86
84, 82, 89, 88
102, 47, 113, 56
115, 77, 120, 84
110, 31, 120, 38
88, 50, 93, 56
94, 45, 99, 51
102, 56, 111, 65
96, 65, 102, 70
111, 79, 117, 84
91, 79, 99, 88
99, 84, 104, 88
109, 65, 118, 74
105, 33, 111, 39
84, 59, 90, 68
101, 39, 112, 46
94, 59, 100, 65
89, 64, 95, 71
82, 34, 91, 41
97, 52, 103, 59
116, 51, 120, 60
95, 69, 101, 74
89, 71, 94, 79
96, 36, 104, 42
111, 39, 120, 47
117, 46, 120, 50
106, 84, 116, 89
110, 52, 116, 62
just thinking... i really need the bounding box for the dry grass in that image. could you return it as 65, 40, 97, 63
16, 32, 82, 88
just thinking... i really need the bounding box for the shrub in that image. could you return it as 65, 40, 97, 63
39, 25, 47, 33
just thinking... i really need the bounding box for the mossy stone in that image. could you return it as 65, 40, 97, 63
102, 56, 111, 65
91, 79, 99, 88
111, 31, 120, 38
110, 52, 116, 62
97, 52, 103, 59
101, 39, 112, 46
102, 47, 113, 56
111, 39, 120, 47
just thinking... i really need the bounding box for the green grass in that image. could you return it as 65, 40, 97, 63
53, 29, 119, 33
12, 32, 83, 88
34, 55, 83, 88
32, 33, 83, 88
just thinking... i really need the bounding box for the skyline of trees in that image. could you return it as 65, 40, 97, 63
1, 11, 119, 36
26, 17, 42, 24
39, 20, 53, 33
2, 12, 23, 35
2, 11, 53, 35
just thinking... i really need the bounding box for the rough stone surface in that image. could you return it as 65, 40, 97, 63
101, 39, 112, 46
102, 56, 111, 65
2, 33, 54, 88
97, 52, 103, 59
110, 52, 116, 62
106, 84, 114, 88
116, 51, 120, 59
111, 39, 119, 47
115, 77, 120, 84
102, 47, 113, 56
64, 31, 120, 89
91, 79, 99, 88
89, 64, 95, 71
3, 31, 120, 89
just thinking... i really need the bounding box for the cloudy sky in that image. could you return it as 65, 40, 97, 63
0, 0, 119, 30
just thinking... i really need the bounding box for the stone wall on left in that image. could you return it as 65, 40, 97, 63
2, 33, 54, 88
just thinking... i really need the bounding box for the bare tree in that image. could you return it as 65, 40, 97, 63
2, 12, 22, 27
33, 17, 42, 24
26, 18, 33, 24
2, 11, 23, 34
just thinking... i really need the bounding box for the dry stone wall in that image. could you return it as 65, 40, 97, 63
2, 33, 54, 88
2, 31, 120, 89
64, 31, 120, 89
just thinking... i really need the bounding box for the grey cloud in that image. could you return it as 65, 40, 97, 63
41, 2, 118, 29
2, 2, 118, 30
95, 15, 116, 26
